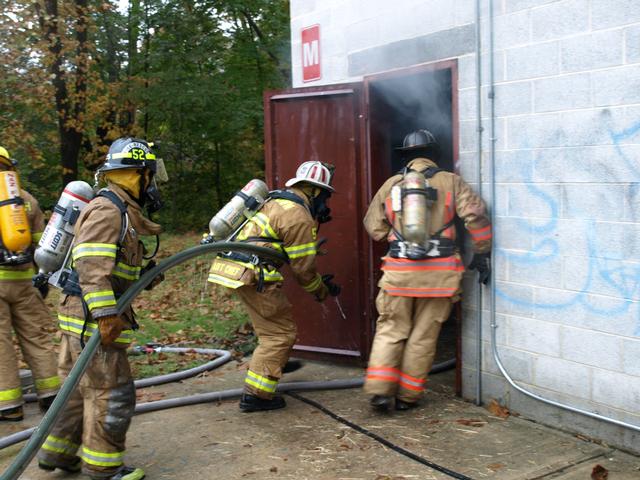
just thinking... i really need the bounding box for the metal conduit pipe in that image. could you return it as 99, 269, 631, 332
474, 0, 484, 407
486, 0, 640, 434
0, 359, 457, 450
0, 242, 287, 480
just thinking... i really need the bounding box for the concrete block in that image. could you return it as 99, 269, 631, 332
495, 216, 533, 250
345, 18, 381, 53
559, 107, 626, 147
596, 221, 640, 263
453, 0, 475, 26
508, 317, 561, 356
562, 184, 626, 221
561, 29, 624, 73
593, 64, 640, 107
458, 88, 477, 121
592, 0, 640, 30
506, 0, 563, 13
507, 184, 561, 218
531, 0, 589, 42
290, 0, 318, 19
507, 113, 565, 149
620, 106, 640, 145
404, 0, 456, 38
592, 368, 640, 413
533, 146, 640, 184
564, 256, 640, 301
483, 81, 533, 117
496, 280, 536, 317
506, 41, 559, 81
495, 150, 534, 183
348, 24, 475, 77
534, 73, 591, 113
458, 51, 506, 89
456, 151, 479, 182
625, 181, 640, 221
560, 326, 623, 371
481, 9, 531, 50
625, 24, 640, 64
622, 336, 640, 377
483, 341, 535, 384
507, 247, 564, 289
534, 356, 592, 400
460, 117, 506, 152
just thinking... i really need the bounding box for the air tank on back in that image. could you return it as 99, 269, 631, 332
34, 181, 94, 277
0, 171, 31, 255
401, 170, 433, 246
207, 179, 269, 241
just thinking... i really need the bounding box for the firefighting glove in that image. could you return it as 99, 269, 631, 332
141, 260, 164, 290
322, 274, 341, 297
468, 252, 491, 285
98, 315, 126, 346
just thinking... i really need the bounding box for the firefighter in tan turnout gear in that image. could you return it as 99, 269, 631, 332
0, 146, 60, 421
37, 138, 164, 480
208, 161, 340, 412
364, 130, 492, 411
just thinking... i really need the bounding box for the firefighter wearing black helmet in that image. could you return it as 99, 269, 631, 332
38, 138, 165, 480
363, 129, 492, 412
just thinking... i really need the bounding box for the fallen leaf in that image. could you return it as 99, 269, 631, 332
487, 463, 505, 471
269, 467, 277, 473
456, 418, 487, 427
487, 399, 510, 419
591, 464, 608, 480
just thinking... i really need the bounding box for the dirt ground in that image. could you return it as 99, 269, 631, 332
1, 356, 639, 480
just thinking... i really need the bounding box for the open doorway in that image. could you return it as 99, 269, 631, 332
365, 61, 460, 393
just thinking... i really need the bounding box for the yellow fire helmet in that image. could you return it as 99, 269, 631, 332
0, 146, 15, 168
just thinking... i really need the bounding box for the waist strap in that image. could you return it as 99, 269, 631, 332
388, 237, 456, 260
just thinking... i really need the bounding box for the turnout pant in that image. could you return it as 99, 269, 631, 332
364, 290, 453, 403
0, 280, 59, 410
38, 334, 135, 478
237, 283, 295, 399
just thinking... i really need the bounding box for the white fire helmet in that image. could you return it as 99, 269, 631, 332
284, 161, 335, 192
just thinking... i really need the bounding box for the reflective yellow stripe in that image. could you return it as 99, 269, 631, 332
245, 370, 278, 393
284, 241, 317, 259
32, 232, 43, 243
109, 152, 155, 161
263, 269, 284, 282
35, 376, 61, 391
207, 273, 244, 289
58, 314, 132, 344
0, 268, 36, 280
72, 243, 118, 261
81, 446, 124, 467
0, 387, 22, 402
42, 435, 79, 456
112, 262, 141, 280
83, 290, 117, 310
303, 274, 323, 293
251, 213, 278, 239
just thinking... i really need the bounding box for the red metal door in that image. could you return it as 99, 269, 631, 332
264, 84, 371, 362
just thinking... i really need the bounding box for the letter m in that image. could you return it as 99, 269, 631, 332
303, 40, 319, 67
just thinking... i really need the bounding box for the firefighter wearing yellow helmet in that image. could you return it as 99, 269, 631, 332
0, 146, 60, 421
37, 138, 164, 480
208, 161, 341, 412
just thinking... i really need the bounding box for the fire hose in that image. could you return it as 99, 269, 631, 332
0, 241, 458, 479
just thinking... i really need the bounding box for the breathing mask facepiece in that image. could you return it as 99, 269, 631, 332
144, 156, 167, 215
311, 188, 332, 224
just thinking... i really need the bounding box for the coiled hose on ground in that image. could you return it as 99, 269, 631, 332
0, 242, 457, 479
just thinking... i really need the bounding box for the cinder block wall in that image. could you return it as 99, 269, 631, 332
290, 0, 640, 452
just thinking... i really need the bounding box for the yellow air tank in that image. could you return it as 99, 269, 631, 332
0, 171, 31, 253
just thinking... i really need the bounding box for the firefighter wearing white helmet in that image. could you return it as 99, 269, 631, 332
208, 160, 341, 412
0, 146, 60, 421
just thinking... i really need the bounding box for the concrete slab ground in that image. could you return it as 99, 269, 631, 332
1, 360, 639, 479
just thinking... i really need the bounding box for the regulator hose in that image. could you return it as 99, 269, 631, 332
1, 242, 286, 480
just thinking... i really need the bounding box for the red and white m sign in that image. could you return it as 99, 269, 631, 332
301, 25, 321, 82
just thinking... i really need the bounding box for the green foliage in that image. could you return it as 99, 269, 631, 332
0, 0, 291, 228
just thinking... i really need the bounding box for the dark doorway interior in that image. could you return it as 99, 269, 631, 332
366, 64, 458, 391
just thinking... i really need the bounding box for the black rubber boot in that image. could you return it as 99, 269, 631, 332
38, 455, 81, 473
239, 394, 286, 412
282, 359, 304, 374
370, 395, 393, 412
38, 395, 56, 412
0, 406, 23, 422
89, 466, 146, 480
395, 399, 418, 411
